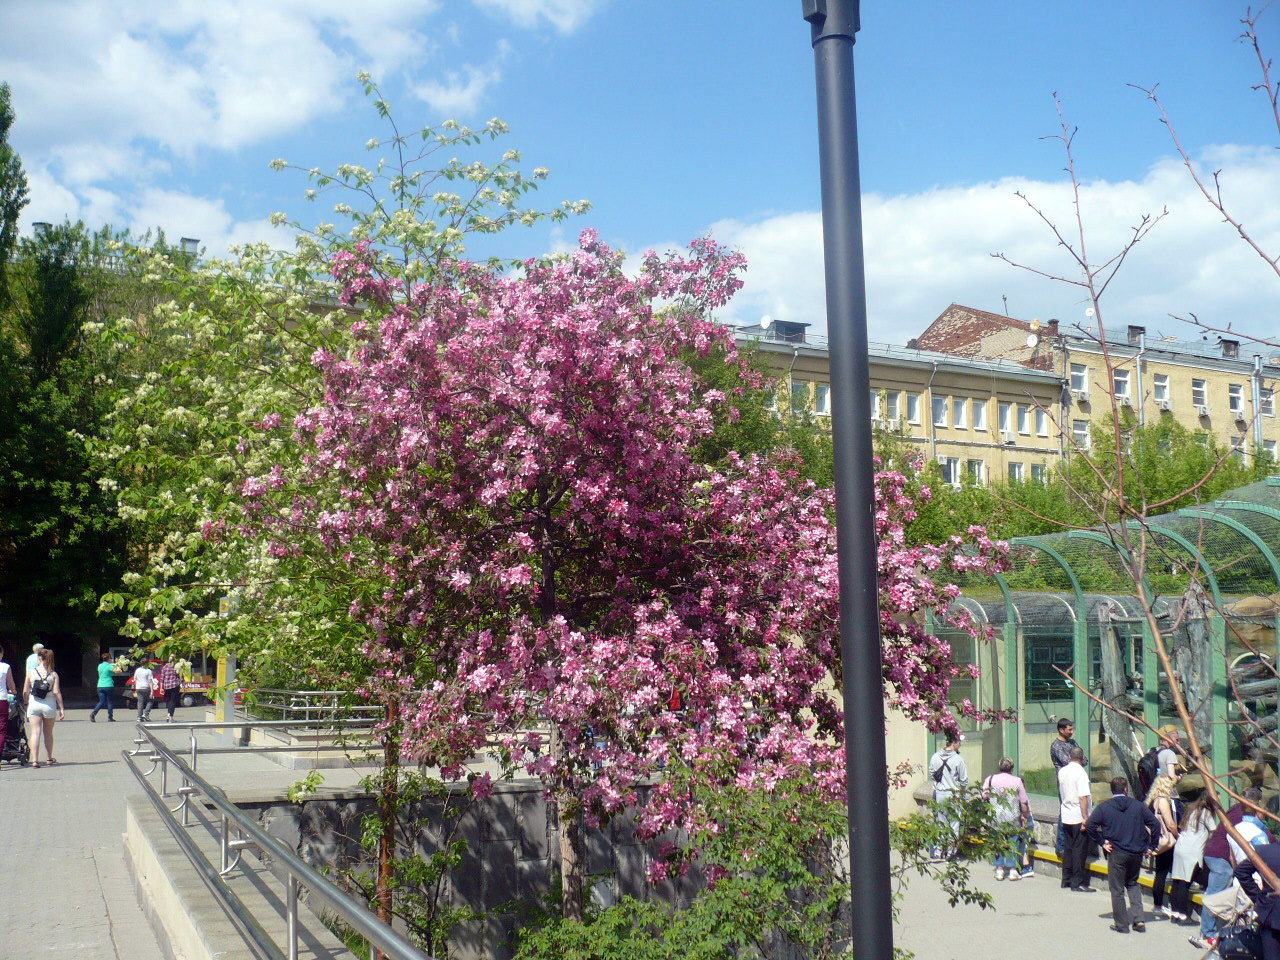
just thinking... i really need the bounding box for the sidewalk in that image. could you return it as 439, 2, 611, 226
895, 865, 1215, 959
0, 704, 167, 960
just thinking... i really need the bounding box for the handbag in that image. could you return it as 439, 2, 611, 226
1155, 822, 1177, 854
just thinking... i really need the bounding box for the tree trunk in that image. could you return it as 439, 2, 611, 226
374, 703, 400, 960
550, 724, 586, 921
1098, 601, 1142, 784
1173, 581, 1214, 752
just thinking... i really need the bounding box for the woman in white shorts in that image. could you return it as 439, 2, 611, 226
23, 648, 64, 767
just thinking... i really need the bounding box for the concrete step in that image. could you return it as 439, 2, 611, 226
126, 792, 357, 960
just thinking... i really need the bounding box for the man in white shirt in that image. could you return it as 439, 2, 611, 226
25, 642, 43, 675
1058, 746, 1095, 893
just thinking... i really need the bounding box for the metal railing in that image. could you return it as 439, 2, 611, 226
124, 720, 434, 960
244, 689, 384, 724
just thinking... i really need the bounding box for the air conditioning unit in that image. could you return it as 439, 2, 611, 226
871, 417, 886, 430
1071, 389, 1090, 403
1118, 395, 1133, 408
1001, 430, 1017, 445
1155, 398, 1172, 411
1195, 404, 1211, 416
1234, 409, 1248, 423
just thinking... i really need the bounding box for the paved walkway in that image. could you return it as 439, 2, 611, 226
896, 865, 1217, 959
0, 703, 1227, 960
0, 704, 167, 960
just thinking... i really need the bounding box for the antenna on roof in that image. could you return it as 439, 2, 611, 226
1001, 295, 1009, 316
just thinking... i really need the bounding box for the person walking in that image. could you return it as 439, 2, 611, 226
158, 655, 182, 722
1169, 791, 1216, 924
1051, 718, 1081, 859
1145, 774, 1182, 918
1058, 745, 1094, 892
928, 733, 968, 860
22, 648, 63, 768
1085, 775, 1160, 933
0, 644, 16, 758
982, 757, 1031, 881
24, 641, 43, 675
90, 652, 117, 722
133, 660, 155, 722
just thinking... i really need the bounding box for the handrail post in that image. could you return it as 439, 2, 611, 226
287, 875, 299, 960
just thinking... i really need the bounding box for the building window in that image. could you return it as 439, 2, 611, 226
972, 399, 988, 431
869, 389, 881, 421
1192, 379, 1208, 408
998, 402, 1011, 433
1263, 389, 1275, 417
1025, 636, 1075, 702
1113, 368, 1131, 399
791, 381, 809, 414
933, 396, 948, 427
953, 396, 968, 429
1265, 440, 1278, 461
939, 456, 960, 486
815, 383, 830, 417
1030, 463, 1047, 483
1070, 363, 1088, 393
1153, 373, 1169, 403
1016, 404, 1030, 434
1072, 419, 1090, 450
1035, 407, 1049, 437
1008, 461, 1025, 482
906, 393, 920, 424
965, 459, 985, 485
1230, 383, 1245, 416
884, 392, 900, 422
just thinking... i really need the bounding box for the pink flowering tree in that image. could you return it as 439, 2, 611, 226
242, 229, 1009, 920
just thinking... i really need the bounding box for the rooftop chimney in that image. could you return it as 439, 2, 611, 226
180, 237, 200, 257
1045, 319, 1059, 337
1127, 325, 1146, 346
1221, 338, 1240, 359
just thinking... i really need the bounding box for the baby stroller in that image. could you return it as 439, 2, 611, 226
1202, 880, 1262, 960
1, 700, 29, 766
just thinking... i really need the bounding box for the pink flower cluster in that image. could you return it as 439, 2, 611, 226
238, 229, 1009, 842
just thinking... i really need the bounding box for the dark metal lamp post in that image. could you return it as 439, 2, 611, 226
799, 3, 893, 958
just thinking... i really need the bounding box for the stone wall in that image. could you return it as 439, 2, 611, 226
241, 779, 704, 960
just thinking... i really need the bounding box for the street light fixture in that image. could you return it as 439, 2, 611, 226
799, 3, 893, 958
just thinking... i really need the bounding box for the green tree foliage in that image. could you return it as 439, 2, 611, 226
0, 82, 28, 310
0, 222, 128, 625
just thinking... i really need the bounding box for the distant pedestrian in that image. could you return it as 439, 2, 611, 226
22, 648, 63, 767
1051, 718, 1082, 858
1169, 791, 1216, 924
1155, 724, 1183, 781
1085, 775, 1160, 934
25, 641, 44, 675
159, 655, 182, 722
90, 652, 117, 722
1232, 833, 1280, 960
1144, 774, 1181, 918
133, 661, 155, 721
928, 733, 968, 859
1058, 745, 1094, 892
1194, 797, 1250, 948
0, 644, 16, 757
981, 757, 1031, 881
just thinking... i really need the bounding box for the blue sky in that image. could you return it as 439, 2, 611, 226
3, 0, 1280, 346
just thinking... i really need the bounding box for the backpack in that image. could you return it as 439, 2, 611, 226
30, 669, 52, 699
1135, 747, 1161, 801
931, 755, 952, 784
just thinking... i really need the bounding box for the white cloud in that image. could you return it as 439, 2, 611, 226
412, 41, 511, 118
472, 0, 602, 33
127, 188, 283, 258
705, 146, 1280, 348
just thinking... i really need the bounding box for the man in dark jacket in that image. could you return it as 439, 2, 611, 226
1085, 776, 1161, 933
1234, 842, 1280, 959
